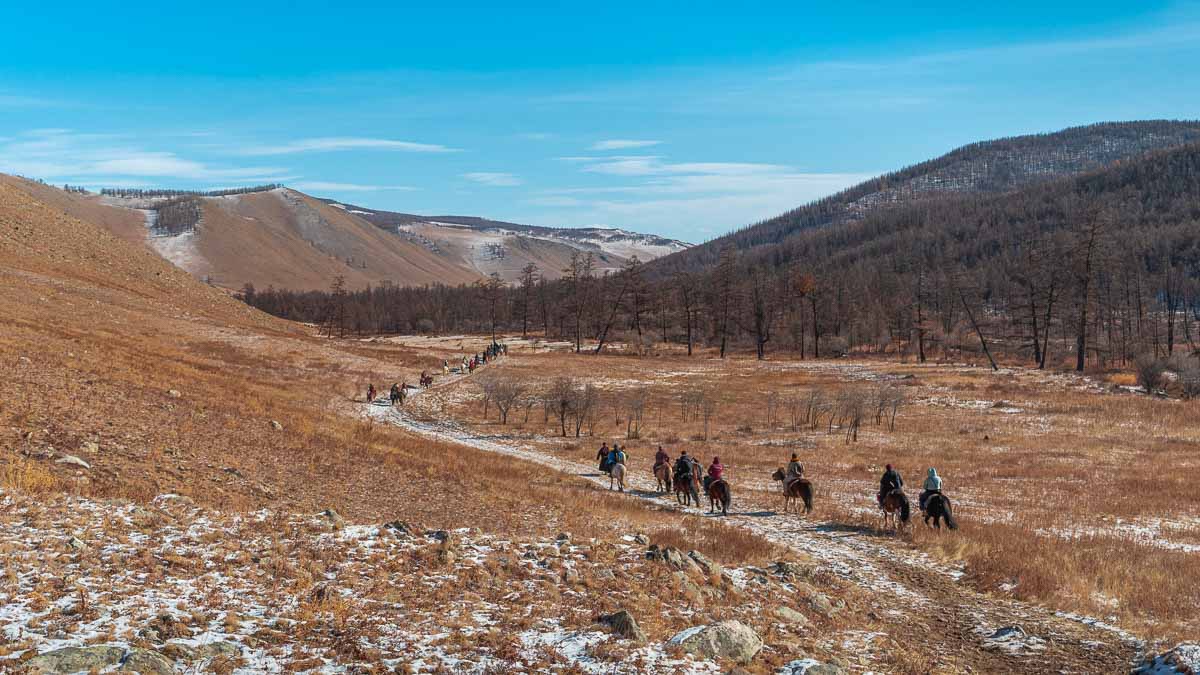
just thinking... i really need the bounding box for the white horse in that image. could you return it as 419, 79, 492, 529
609, 463, 626, 492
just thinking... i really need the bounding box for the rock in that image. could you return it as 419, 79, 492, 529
55, 454, 91, 470
794, 583, 835, 618
633, 533, 650, 545
384, 520, 413, 536
773, 605, 810, 627
429, 529, 452, 544
655, 546, 701, 573
1134, 643, 1200, 674
437, 548, 456, 565
594, 569, 616, 581
269, 420, 283, 431
119, 649, 174, 674
599, 609, 646, 642
555, 532, 571, 543
140, 613, 193, 643
80, 441, 100, 454
319, 508, 345, 530
159, 643, 195, 661
167, 389, 182, 398
193, 641, 241, 661
688, 550, 724, 579
778, 659, 847, 674
668, 620, 763, 665
771, 561, 812, 580
23, 645, 125, 672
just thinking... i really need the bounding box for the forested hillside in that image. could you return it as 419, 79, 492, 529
244, 138, 1200, 372
650, 120, 1200, 275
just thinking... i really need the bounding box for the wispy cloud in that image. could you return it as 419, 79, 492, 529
237, 137, 458, 155
590, 139, 662, 151
292, 181, 417, 192
462, 172, 522, 186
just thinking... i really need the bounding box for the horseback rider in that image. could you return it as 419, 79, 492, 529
704, 456, 724, 492
878, 464, 903, 507
366, 383, 376, 403
596, 442, 610, 472
613, 444, 627, 466
654, 445, 670, 468
786, 453, 804, 483
673, 450, 693, 482
919, 467, 942, 512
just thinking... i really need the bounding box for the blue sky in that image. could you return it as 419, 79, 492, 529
2, 1, 1199, 242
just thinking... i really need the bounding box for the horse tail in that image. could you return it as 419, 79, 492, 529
899, 493, 911, 523
941, 497, 958, 530
800, 482, 813, 513
721, 483, 731, 510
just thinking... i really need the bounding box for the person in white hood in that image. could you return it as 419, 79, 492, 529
919, 468, 942, 512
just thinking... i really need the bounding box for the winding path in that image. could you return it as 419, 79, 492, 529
364, 370, 1143, 673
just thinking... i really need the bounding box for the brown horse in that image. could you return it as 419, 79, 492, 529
771, 468, 813, 514
880, 488, 911, 532
706, 479, 731, 516
654, 463, 672, 493
923, 493, 958, 531
674, 471, 700, 507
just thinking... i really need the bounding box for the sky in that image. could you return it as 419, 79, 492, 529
2, 2, 1199, 243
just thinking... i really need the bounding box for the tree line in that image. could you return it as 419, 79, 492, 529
100, 184, 282, 199
241, 143, 1200, 371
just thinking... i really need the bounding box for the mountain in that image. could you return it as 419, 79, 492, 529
322, 200, 690, 281
650, 120, 1200, 275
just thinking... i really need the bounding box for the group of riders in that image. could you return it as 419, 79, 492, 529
365, 341, 510, 406
596, 440, 952, 524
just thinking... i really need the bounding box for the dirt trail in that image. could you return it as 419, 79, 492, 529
364, 371, 1142, 673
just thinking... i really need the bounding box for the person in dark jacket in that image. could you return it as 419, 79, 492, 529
596, 442, 610, 473
654, 445, 670, 468
673, 450, 693, 481
878, 464, 903, 506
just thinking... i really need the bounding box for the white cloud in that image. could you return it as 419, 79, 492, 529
462, 172, 522, 186
292, 181, 417, 192
590, 139, 662, 151
237, 137, 457, 155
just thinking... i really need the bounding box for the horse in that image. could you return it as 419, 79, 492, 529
419, 372, 434, 388
653, 463, 672, 493
673, 470, 700, 507
706, 479, 731, 516
771, 468, 813, 514
880, 488, 911, 532
923, 493, 958, 531
389, 387, 401, 407
609, 463, 626, 492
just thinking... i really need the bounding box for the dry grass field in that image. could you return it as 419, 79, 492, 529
385, 335, 1200, 647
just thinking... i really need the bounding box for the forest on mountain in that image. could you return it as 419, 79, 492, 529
242, 136, 1200, 372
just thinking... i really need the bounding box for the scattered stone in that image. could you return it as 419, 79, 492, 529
80, 441, 100, 454
384, 520, 413, 536
594, 569, 616, 581
794, 583, 835, 618
269, 420, 283, 431
773, 605, 810, 627
119, 648, 174, 674
778, 659, 848, 674
193, 641, 241, 661
599, 609, 646, 642
688, 550, 723, 578
555, 532, 571, 543
319, 508, 345, 530
23, 645, 125, 672
167, 389, 182, 398
982, 625, 1046, 654
159, 643, 195, 661
668, 620, 763, 664
772, 561, 812, 580
67, 536, 88, 552
429, 529, 452, 544
55, 454, 91, 470
1134, 643, 1200, 673
633, 533, 650, 546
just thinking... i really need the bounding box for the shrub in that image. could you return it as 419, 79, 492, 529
1134, 354, 1166, 394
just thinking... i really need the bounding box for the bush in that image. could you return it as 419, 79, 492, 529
1134, 354, 1166, 393
1165, 353, 1200, 399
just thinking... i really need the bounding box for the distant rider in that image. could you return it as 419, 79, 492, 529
654, 445, 670, 468
366, 383, 376, 404
878, 463, 903, 507
704, 456, 724, 492
919, 467, 942, 512
786, 453, 804, 483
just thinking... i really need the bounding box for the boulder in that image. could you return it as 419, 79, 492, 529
67, 536, 88, 552
778, 659, 848, 674
555, 532, 572, 543
167, 389, 182, 398
119, 649, 174, 674
55, 454, 91, 470
269, 420, 283, 431
159, 643, 195, 661
23, 646, 125, 673
633, 533, 650, 546
319, 508, 345, 530
649, 546, 702, 574
668, 620, 763, 664
80, 441, 100, 454
599, 609, 646, 642
1134, 643, 1200, 673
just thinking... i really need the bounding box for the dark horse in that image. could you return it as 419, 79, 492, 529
771, 468, 813, 514
706, 479, 731, 516
923, 493, 958, 531
880, 488, 911, 532
674, 470, 700, 507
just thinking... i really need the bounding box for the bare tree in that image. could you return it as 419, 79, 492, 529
700, 390, 720, 441
489, 376, 526, 425
572, 383, 599, 437
547, 377, 576, 436
623, 387, 649, 439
